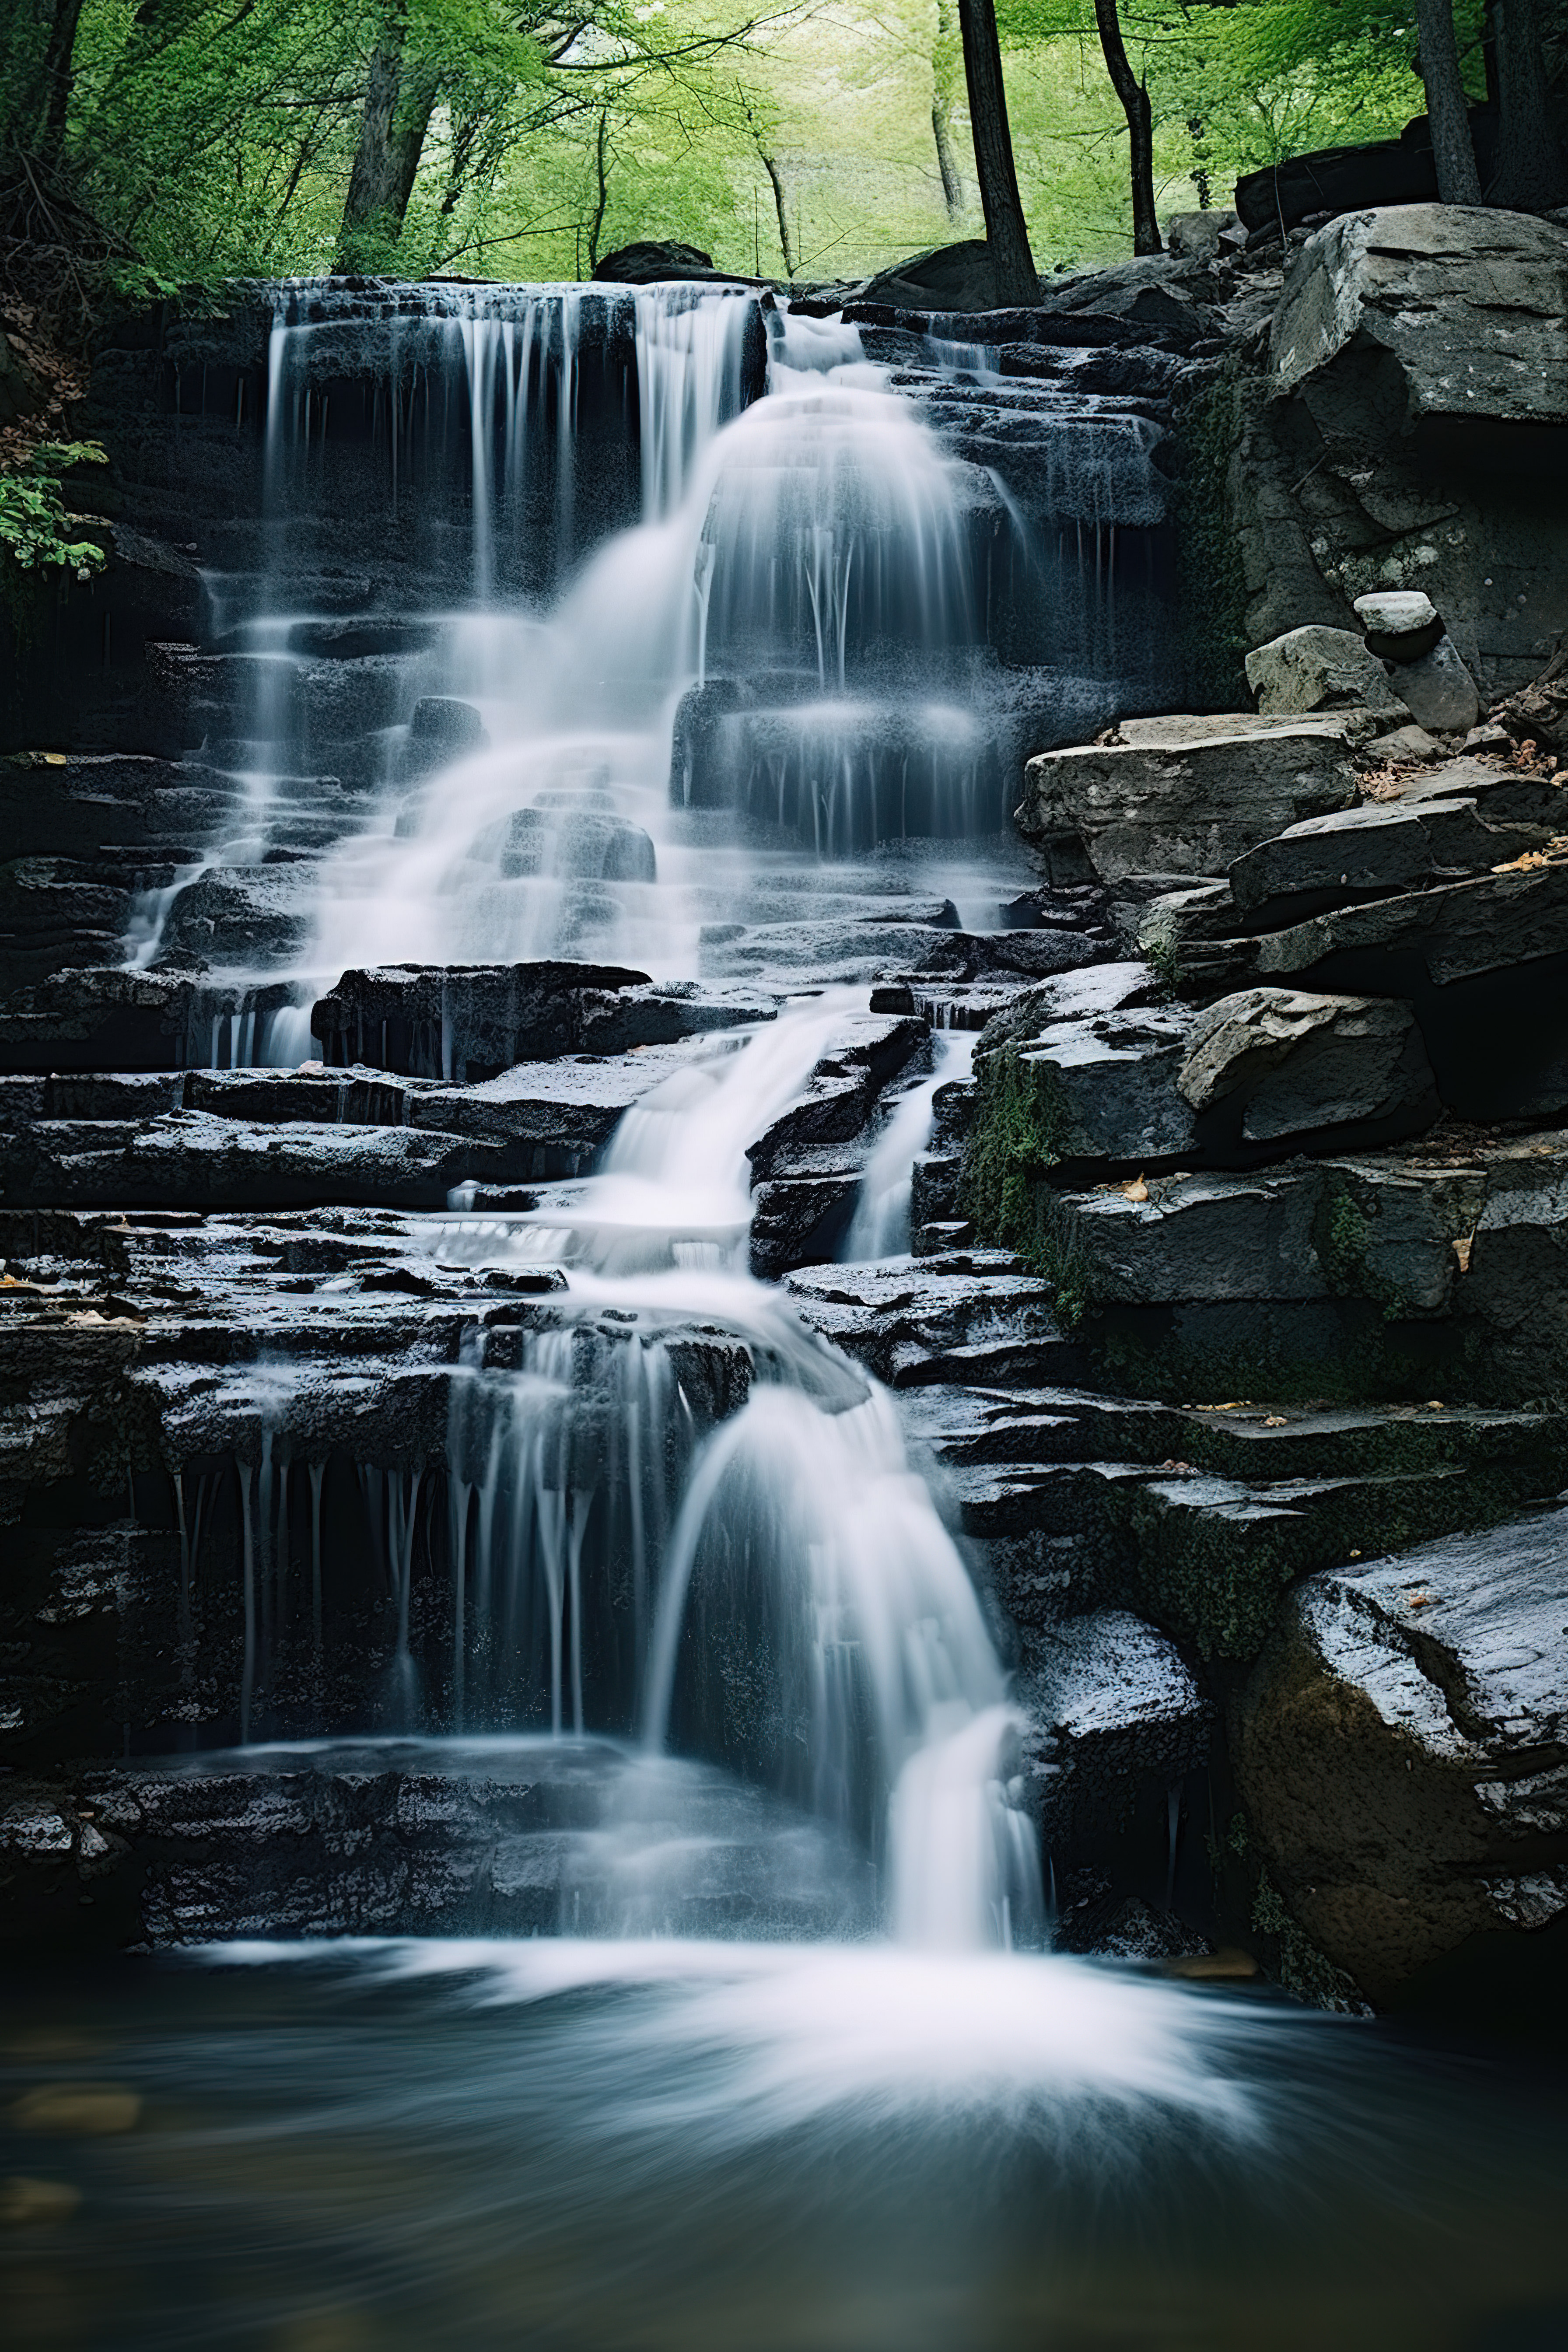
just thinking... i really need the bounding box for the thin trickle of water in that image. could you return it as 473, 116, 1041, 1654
844, 1029, 976, 1260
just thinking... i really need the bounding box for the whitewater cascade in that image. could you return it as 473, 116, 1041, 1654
105, 273, 1186, 1951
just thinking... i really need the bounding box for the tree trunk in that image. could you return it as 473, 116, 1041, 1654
954, 0, 1037, 305
761, 153, 797, 275
1093, 0, 1160, 255
587, 107, 610, 273
336, 9, 441, 270
1416, 0, 1482, 203
1487, 0, 1568, 210
38, 0, 87, 163
931, 0, 966, 219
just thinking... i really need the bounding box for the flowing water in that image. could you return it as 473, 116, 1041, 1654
14, 280, 1567, 2348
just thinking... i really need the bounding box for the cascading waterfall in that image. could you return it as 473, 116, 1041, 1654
128, 276, 1178, 1948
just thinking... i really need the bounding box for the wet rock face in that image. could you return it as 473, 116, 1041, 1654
1234, 1508, 1568, 2000
310, 963, 770, 1082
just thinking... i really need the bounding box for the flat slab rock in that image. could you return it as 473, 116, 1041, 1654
1017, 720, 1359, 882
1227, 795, 1553, 920
312, 962, 774, 1079
1236, 1505, 1568, 1998
784, 1250, 1076, 1389
1047, 1125, 1568, 1399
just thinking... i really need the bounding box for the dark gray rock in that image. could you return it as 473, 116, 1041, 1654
972, 985, 1197, 1176
1384, 637, 1480, 736
402, 696, 488, 777
476, 806, 657, 884
593, 241, 723, 284
1245, 626, 1404, 719
1176, 988, 1438, 1142
745, 1015, 924, 1180
0, 967, 301, 1076
1235, 1507, 1568, 1999
1273, 204, 1568, 432
311, 961, 771, 1079
1016, 1610, 1211, 1846
1227, 796, 1545, 919
1018, 720, 1359, 882
784, 1250, 1073, 1389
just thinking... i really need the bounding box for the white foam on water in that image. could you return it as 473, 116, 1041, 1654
196, 1934, 1274, 2149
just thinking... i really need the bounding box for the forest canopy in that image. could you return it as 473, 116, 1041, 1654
0, 0, 1552, 292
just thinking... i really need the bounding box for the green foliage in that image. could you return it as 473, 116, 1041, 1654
0, 441, 108, 576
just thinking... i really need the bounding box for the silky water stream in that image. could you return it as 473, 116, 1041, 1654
6, 284, 1568, 2351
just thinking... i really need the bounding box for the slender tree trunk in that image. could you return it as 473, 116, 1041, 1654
931, 0, 966, 219
587, 107, 610, 273
1487, 0, 1568, 210
336, 7, 441, 270
36, 0, 87, 162
1416, 0, 1482, 203
1093, 0, 1160, 255
761, 153, 796, 275
954, 0, 1037, 305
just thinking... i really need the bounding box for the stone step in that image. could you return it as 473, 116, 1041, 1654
900, 1380, 1566, 1486
954, 1449, 1563, 1660
0, 1743, 875, 1947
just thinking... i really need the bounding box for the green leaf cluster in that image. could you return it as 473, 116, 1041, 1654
0, 440, 108, 577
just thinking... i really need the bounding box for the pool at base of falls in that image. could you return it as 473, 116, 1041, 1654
4, 1942, 1566, 2352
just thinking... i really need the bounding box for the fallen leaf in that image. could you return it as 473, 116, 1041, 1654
1452, 1233, 1474, 1274
1492, 850, 1551, 872
1428, 1400, 1445, 1410
10, 2086, 141, 2135
1407, 1591, 1436, 1610
1264, 1414, 1288, 1428
1165, 1947, 1259, 1981
1122, 1174, 1149, 1202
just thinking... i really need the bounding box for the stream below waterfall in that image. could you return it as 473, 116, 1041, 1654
7, 276, 1568, 2349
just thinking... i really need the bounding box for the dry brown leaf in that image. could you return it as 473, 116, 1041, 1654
1122, 1174, 1149, 1202
1264, 1414, 1287, 1428
1452, 1233, 1474, 1274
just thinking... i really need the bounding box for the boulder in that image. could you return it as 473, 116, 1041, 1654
857, 240, 1026, 314
1234, 1508, 1568, 2000
1384, 637, 1480, 736
1162, 210, 1239, 261
1016, 1609, 1211, 1846
1366, 723, 1440, 763
1235, 111, 1499, 239
1245, 627, 1404, 720
1272, 204, 1568, 434
477, 807, 658, 885
969, 986, 1197, 1179
592, 241, 727, 284
402, 696, 488, 777
1016, 720, 1360, 882
1175, 988, 1438, 1142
